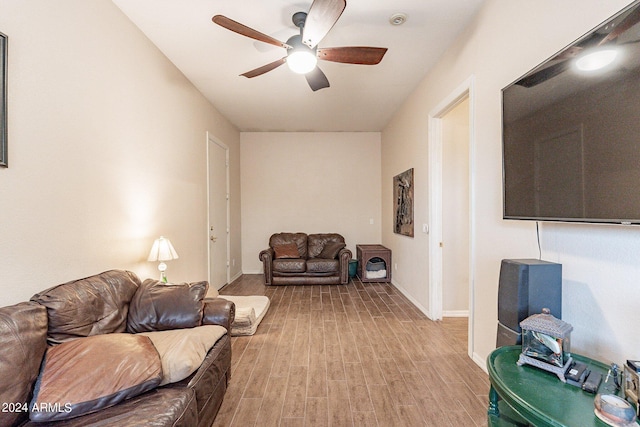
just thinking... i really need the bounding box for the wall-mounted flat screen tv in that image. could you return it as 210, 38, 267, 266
502, 1, 640, 225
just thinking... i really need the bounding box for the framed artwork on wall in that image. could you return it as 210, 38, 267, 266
393, 168, 414, 237
0, 31, 6, 168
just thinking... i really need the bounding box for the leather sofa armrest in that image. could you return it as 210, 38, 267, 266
202, 298, 235, 331
259, 248, 274, 286
338, 248, 353, 284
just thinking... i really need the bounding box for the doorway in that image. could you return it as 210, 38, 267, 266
207, 132, 230, 290
442, 98, 470, 317
428, 77, 475, 358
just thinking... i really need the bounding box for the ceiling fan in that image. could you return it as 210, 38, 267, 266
212, 0, 388, 91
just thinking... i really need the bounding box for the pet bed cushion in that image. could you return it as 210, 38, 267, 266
221, 295, 270, 336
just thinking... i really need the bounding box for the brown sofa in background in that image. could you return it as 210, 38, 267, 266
0, 270, 235, 427
259, 232, 352, 285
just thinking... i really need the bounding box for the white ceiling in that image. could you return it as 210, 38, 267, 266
112, 0, 485, 132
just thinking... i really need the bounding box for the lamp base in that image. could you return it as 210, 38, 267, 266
158, 262, 168, 283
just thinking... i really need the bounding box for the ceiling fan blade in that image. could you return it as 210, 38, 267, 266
305, 66, 330, 91
241, 57, 287, 78
513, 6, 640, 89
318, 47, 387, 65
515, 61, 571, 88
302, 0, 346, 48
213, 15, 291, 49
598, 5, 640, 46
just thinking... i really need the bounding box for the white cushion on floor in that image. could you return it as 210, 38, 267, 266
234, 306, 256, 328
222, 295, 270, 336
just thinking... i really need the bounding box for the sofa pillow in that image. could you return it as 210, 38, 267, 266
139, 325, 227, 385
307, 234, 345, 258
270, 233, 308, 258
318, 242, 346, 259
273, 242, 300, 259
29, 333, 162, 422
128, 279, 208, 333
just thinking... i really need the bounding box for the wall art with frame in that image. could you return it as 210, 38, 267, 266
393, 168, 414, 237
0, 31, 6, 168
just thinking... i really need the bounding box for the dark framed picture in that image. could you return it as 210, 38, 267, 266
393, 168, 414, 237
0, 31, 6, 167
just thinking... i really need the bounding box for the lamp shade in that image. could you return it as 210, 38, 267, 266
147, 236, 179, 262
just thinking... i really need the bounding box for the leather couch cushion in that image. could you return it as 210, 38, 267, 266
22, 387, 198, 427
273, 258, 306, 273
0, 302, 48, 427
318, 242, 346, 259
128, 279, 208, 333
308, 234, 345, 258
306, 258, 340, 274
175, 334, 231, 427
31, 270, 140, 345
30, 333, 162, 422
273, 242, 300, 259
140, 325, 227, 385
202, 298, 236, 331
270, 233, 308, 259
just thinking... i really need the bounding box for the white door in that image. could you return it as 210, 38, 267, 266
207, 134, 229, 290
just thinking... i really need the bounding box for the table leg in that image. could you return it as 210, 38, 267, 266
488, 385, 500, 417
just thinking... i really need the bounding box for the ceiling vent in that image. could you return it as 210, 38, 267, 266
389, 13, 407, 26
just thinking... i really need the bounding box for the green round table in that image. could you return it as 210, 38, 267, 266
487, 345, 630, 427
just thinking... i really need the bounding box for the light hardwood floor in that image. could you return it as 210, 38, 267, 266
214, 274, 490, 427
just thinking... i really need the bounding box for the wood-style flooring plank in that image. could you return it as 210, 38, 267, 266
216, 274, 489, 427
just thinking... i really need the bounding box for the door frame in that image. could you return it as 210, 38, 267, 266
428, 76, 476, 358
206, 131, 230, 288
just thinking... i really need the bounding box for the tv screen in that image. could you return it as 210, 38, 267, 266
502, 1, 640, 225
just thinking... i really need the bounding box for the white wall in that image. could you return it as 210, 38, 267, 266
0, 0, 241, 306
241, 132, 381, 273
442, 98, 470, 314
382, 0, 639, 366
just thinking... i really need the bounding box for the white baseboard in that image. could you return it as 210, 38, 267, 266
390, 279, 433, 320
442, 310, 469, 318
229, 270, 243, 283
472, 352, 488, 373
390, 280, 486, 372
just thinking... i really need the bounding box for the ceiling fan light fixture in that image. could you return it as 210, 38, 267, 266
286, 34, 318, 74
287, 50, 318, 74
575, 48, 619, 71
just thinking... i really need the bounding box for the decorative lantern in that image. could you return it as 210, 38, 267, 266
517, 308, 574, 382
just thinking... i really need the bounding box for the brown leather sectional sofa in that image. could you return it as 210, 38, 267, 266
0, 270, 235, 427
259, 232, 352, 285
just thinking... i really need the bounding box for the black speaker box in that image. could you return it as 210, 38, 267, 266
497, 259, 562, 346
497, 322, 522, 347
